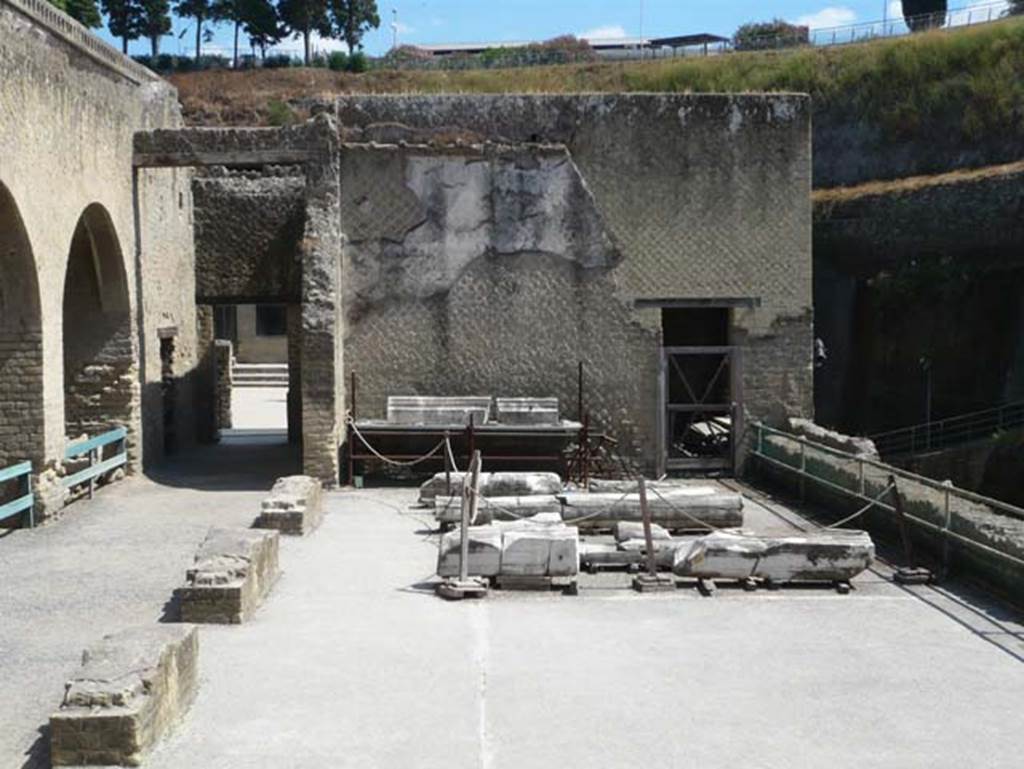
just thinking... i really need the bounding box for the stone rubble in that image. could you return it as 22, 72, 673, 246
49, 624, 199, 767
175, 527, 280, 623
254, 475, 324, 535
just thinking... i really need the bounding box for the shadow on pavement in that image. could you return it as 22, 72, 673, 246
146, 432, 301, 492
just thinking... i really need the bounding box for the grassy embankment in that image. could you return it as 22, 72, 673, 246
171, 16, 1024, 153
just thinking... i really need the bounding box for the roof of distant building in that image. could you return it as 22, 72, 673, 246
416, 33, 729, 57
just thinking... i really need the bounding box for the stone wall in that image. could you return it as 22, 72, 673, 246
192, 168, 305, 303
813, 167, 1024, 434
337, 94, 814, 470
214, 340, 232, 429
0, 2, 197, 487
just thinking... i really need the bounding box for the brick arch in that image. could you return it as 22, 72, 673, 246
0, 181, 45, 467
62, 203, 137, 445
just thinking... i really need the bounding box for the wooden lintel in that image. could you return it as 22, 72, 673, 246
133, 149, 315, 169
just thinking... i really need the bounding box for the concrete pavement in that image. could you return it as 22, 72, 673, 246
143, 487, 1024, 769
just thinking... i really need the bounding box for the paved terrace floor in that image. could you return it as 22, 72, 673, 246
2, 441, 1023, 767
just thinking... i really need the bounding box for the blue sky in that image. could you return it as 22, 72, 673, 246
96, 0, 1007, 58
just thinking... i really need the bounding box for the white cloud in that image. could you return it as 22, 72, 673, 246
578, 24, 629, 40
794, 6, 858, 29
393, 22, 415, 35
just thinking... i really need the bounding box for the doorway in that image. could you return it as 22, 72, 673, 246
658, 307, 741, 474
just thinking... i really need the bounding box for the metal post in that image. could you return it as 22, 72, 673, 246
88, 447, 98, 499
346, 421, 355, 486
889, 475, 914, 566
26, 470, 34, 529
577, 360, 584, 421
799, 440, 806, 501
459, 451, 482, 583
444, 429, 452, 497
638, 477, 657, 578
582, 412, 590, 490
467, 414, 476, 469
942, 486, 953, 577
350, 371, 357, 420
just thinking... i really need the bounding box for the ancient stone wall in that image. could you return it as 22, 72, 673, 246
192, 168, 305, 303
336, 94, 814, 470
813, 167, 1024, 434
0, 2, 196, 482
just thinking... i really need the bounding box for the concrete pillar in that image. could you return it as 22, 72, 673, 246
299, 116, 344, 486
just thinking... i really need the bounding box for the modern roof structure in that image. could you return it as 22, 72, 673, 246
416, 33, 730, 57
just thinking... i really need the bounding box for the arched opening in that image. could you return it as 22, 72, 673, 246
0, 182, 45, 468
62, 204, 136, 447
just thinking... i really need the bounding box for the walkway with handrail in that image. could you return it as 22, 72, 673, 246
869, 400, 1024, 456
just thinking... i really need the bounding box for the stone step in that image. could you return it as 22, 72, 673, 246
232, 375, 288, 387
233, 363, 287, 373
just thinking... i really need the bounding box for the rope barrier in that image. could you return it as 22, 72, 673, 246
823, 483, 896, 530
444, 435, 460, 474
347, 418, 447, 468
647, 485, 727, 531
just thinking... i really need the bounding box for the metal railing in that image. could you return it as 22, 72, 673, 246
62, 427, 128, 497
741, 2, 1009, 50
0, 461, 34, 528
869, 400, 1024, 456
368, 2, 1012, 73
750, 422, 1024, 575
3, 0, 158, 84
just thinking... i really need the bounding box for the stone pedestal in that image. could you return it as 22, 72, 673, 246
175, 528, 280, 623
50, 625, 199, 767
254, 475, 324, 535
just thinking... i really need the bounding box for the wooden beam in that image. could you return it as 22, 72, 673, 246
133, 149, 315, 169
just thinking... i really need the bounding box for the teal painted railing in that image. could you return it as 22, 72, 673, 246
0, 461, 34, 528
63, 427, 127, 497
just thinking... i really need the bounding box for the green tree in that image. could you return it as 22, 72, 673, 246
329, 0, 379, 54
101, 0, 141, 53
1009, 1, 1024, 15
240, 0, 283, 59
278, 0, 331, 65
901, 0, 948, 32
175, 0, 221, 59
138, 0, 172, 57
50, 0, 102, 27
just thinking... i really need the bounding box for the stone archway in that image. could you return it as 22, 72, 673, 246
62, 204, 137, 448
0, 182, 45, 467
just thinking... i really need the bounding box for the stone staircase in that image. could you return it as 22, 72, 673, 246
232, 362, 288, 388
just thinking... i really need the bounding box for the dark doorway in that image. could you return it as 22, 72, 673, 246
659, 307, 739, 474
160, 333, 177, 454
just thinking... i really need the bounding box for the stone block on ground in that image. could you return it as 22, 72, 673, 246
559, 488, 743, 532
501, 525, 579, 577
419, 471, 563, 506
387, 396, 492, 426
50, 624, 199, 767
254, 475, 324, 535
613, 521, 672, 542
175, 527, 280, 623
673, 529, 875, 582
495, 397, 560, 425
437, 525, 503, 577
434, 494, 562, 524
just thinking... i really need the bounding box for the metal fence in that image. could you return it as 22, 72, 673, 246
370, 2, 1013, 72
0, 461, 34, 528
750, 422, 1024, 578
869, 400, 1024, 457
